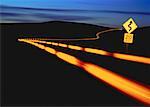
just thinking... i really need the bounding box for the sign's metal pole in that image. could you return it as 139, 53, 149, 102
125, 43, 129, 53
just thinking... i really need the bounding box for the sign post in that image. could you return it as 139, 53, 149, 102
122, 18, 138, 53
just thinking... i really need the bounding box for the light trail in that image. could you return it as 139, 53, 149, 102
84, 48, 109, 56
58, 43, 68, 48
18, 39, 150, 105
28, 39, 150, 64
23, 28, 121, 41
113, 53, 150, 64
82, 63, 150, 105
51, 42, 59, 46
68, 45, 83, 51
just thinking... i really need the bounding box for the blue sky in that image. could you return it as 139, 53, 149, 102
1, 0, 150, 11
0, 0, 150, 27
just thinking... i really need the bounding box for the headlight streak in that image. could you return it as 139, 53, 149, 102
27, 39, 150, 64
18, 39, 150, 105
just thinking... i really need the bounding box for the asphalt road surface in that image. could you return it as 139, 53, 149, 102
2, 26, 150, 106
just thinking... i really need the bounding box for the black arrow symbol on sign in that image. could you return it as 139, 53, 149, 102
128, 21, 132, 31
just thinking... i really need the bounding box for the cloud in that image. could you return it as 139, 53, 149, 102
1, 5, 150, 27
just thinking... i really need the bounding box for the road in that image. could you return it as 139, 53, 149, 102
22, 28, 121, 41
18, 29, 150, 105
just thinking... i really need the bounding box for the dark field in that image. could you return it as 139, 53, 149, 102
1, 21, 150, 106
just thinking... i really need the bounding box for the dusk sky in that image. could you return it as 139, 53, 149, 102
0, 0, 150, 27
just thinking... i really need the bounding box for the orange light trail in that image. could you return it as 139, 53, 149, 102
23, 28, 122, 41
18, 39, 150, 105
28, 39, 150, 64
56, 52, 82, 66
68, 45, 83, 51
113, 53, 150, 65
51, 42, 59, 46
84, 48, 109, 56
58, 43, 68, 48
82, 63, 150, 105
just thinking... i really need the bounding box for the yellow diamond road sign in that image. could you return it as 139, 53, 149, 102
123, 18, 138, 34
124, 33, 134, 43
